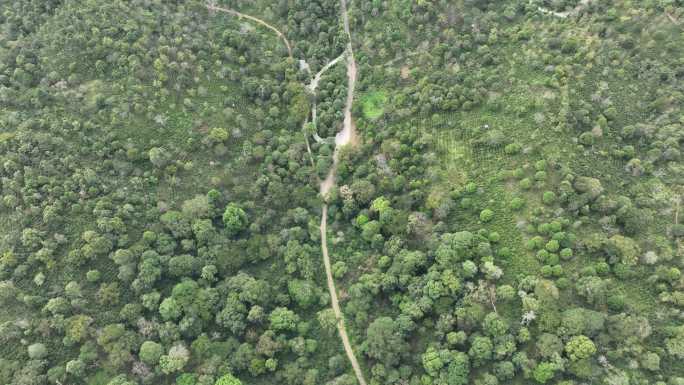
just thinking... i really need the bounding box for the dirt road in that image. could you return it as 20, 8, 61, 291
317, 2, 367, 385
206, 3, 293, 58
320, 0, 359, 198
319, 205, 367, 385
205, 3, 366, 383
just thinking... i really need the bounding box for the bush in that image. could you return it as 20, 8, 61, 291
160, 344, 190, 374
533, 362, 557, 384
560, 248, 573, 260
520, 178, 532, 190
480, 209, 494, 223
545, 240, 560, 252
565, 335, 596, 361
65, 359, 85, 376
269, 307, 299, 332
504, 143, 522, 155
465, 182, 478, 193
223, 203, 248, 236
209, 127, 229, 143
139, 341, 163, 365
542, 191, 556, 205
28, 343, 48, 359
86, 270, 101, 283
176, 373, 198, 385
510, 197, 525, 210
215, 374, 242, 385
578, 132, 595, 146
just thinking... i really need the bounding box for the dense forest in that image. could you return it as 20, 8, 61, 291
0, 0, 683, 385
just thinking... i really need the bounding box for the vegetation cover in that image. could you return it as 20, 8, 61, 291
0, 1, 683, 385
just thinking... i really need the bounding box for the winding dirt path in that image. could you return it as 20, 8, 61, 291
309, 51, 346, 145
320, 0, 359, 197
308, 52, 346, 93
206, 3, 293, 58
319, 205, 367, 385
318, 2, 367, 385
205, 2, 365, 383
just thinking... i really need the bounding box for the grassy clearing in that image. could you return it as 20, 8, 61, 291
361, 91, 388, 120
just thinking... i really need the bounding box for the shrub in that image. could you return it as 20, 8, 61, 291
560, 248, 573, 260
533, 362, 557, 384
215, 374, 242, 385
579, 132, 595, 146
565, 335, 596, 361
480, 209, 494, 223
176, 373, 197, 385
545, 240, 560, 252
510, 197, 525, 210
520, 178, 532, 190
209, 127, 229, 143
139, 341, 163, 365
28, 343, 48, 359
542, 191, 556, 205
66, 359, 85, 376
465, 182, 478, 194
159, 344, 190, 374
269, 307, 299, 332
86, 270, 101, 283
504, 143, 522, 155
223, 203, 248, 236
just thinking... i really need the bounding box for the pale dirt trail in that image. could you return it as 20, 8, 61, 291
319, 205, 367, 385
308, 52, 346, 92
318, 1, 367, 385
309, 51, 346, 145
206, 3, 365, 383
206, 3, 293, 58
320, 0, 359, 197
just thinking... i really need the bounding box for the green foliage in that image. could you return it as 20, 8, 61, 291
0, 1, 680, 384
176, 373, 197, 385
606, 235, 640, 265
288, 280, 318, 308
209, 128, 229, 143
422, 346, 444, 376
361, 91, 388, 119
223, 203, 248, 236
215, 374, 242, 385
565, 335, 596, 361
365, 317, 407, 366
159, 297, 182, 321
159, 344, 190, 374
542, 191, 556, 205
468, 336, 493, 367
533, 362, 558, 384
139, 341, 163, 365
480, 209, 494, 222
447, 352, 470, 385
27, 343, 47, 359
666, 325, 684, 359
269, 307, 299, 332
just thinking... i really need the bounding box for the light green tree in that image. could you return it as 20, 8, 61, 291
565, 335, 596, 361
